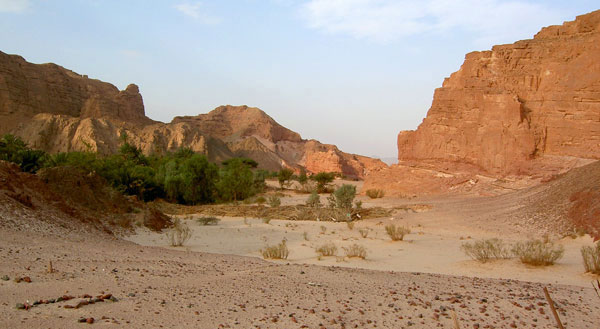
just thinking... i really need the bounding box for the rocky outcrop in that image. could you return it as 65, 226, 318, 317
366, 10, 600, 195
0, 51, 384, 178
398, 10, 600, 175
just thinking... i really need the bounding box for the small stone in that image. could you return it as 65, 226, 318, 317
22, 276, 31, 283
128, 293, 136, 297
86, 318, 94, 324
78, 318, 87, 323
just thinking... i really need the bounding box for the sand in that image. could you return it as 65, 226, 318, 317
2, 182, 600, 328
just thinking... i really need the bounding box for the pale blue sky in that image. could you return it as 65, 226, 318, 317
1, 0, 598, 157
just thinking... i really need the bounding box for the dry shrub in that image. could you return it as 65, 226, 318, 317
365, 189, 385, 199
385, 224, 411, 241
316, 243, 337, 256
512, 239, 564, 266
343, 244, 367, 259
347, 221, 355, 230
268, 195, 281, 207
167, 218, 192, 247
461, 238, 511, 263
359, 228, 370, 238
197, 216, 220, 225
581, 242, 600, 274
261, 240, 289, 259
262, 217, 272, 224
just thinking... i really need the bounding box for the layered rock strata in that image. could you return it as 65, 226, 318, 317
0, 51, 385, 178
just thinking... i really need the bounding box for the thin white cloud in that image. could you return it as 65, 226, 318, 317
174, 2, 221, 25
301, 0, 563, 46
0, 0, 30, 13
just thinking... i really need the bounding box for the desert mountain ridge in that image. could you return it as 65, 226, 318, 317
0, 51, 385, 178
365, 9, 600, 195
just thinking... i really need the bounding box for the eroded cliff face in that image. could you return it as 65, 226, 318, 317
0, 51, 384, 178
398, 10, 600, 175
365, 10, 600, 195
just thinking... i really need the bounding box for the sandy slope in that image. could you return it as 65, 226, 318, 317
1, 227, 599, 329
2, 179, 600, 328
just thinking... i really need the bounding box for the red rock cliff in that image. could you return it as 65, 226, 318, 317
0, 52, 385, 178
398, 10, 600, 175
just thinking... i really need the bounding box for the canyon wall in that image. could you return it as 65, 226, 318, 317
365, 10, 600, 195
397, 10, 600, 175
0, 51, 385, 178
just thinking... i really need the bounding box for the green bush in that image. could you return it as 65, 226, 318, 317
328, 184, 356, 210
385, 224, 410, 241
306, 191, 321, 208
216, 158, 256, 202
512, 239, 564, 266
0, 134, 48, 173
365, 189, 385, 199
461, 238, 512, 263
311, 172, 335, 193
278, 168, 294, 189
581, 242, 600, 274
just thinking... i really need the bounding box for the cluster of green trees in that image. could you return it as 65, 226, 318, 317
0, 134, 269, 205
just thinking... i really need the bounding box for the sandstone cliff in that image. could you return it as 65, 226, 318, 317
366, 10, 600, 195
0, 51, 385, 178
399, 10, 600, 175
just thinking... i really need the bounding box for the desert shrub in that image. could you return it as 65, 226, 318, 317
347, 221, 355, 230
262, 217, 272, 224
268, 195, 281, 207
303, 231, 309, 241
343, 244, 367, 259
461, 238, 512, 263
311, 172, 335, 193
512, 239, 564, 266
255, 196, 266, 204
297, 169, 308, 185
167, 218, 192, 246
278, 168, 294, 189
581, 242, 600, 274
316, 243, 337, 256
261, 240, 289, 259
358, 228, 370, 238
365, 189, 385, 199
197, 216, 220, 225
328, 184, 356, 210
292, 207, 315, 221
306, 191, 321, 208
385, 224, 411, 241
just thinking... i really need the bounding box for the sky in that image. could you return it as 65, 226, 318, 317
0, 0, 598, 158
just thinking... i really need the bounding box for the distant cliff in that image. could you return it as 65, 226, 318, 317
0, 51, 385, 178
